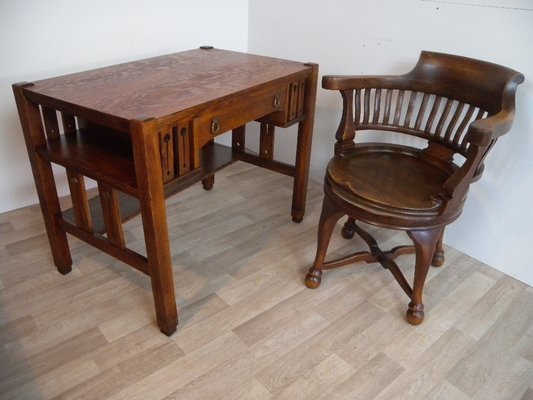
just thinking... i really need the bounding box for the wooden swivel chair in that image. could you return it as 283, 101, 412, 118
305, 51, 524, 324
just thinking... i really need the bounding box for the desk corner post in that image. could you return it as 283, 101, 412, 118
292, 63, 319, 222
12, 83, 73, 274
131, 117, 178, 335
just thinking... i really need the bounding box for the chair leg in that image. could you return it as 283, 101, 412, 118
341, 217, 356, 239
305, 195, 344, 289
431, 230, 445, 267
406, 227, 444, 325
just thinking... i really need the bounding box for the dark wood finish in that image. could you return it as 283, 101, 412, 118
12, 83, 73, 275
13, 48, 318, 335
22, 49, 313, 131
61, 141, 240, 236
259, 122, 276, 160
58, 217, 149, 275
66, 169, 93, 233
42, 106, 60, 140
232, 125, 246, 154
131, 118, 178, 335
37, 127, 137, 197
63, 191, 139, 235
201, 174, 215, 191
292, 63, 319, 222
305, 51, 524, 325
61, 112, 77, 136
97, 182, 126, 249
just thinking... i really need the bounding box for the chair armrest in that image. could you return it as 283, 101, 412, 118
465, 109, 516, 146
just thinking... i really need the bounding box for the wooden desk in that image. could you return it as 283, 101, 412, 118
13, 47, 318, 335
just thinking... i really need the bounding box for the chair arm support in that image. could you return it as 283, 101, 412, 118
440, 137, 491, 214
442, 108, 516, 206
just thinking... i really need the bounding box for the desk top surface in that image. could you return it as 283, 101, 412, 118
24, 48, 311, 122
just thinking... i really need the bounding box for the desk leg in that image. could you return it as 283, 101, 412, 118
13, 83, 72, 273
291, 64, 319, 222
202, 174, 215, 191
131, 118, 178, 336
201, 139, 215, 190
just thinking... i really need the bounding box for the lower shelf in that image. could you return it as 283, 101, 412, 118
62, 142, 238, 233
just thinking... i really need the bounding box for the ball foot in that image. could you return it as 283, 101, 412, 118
341, 225, 355, 239
431, 251, 445, 267
305, 269, 322, 289
406, 302, 425, 325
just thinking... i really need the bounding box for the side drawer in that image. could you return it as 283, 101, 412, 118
260, 79, 306, 127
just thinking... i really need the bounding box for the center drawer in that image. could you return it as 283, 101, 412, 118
195, 83, 287, 147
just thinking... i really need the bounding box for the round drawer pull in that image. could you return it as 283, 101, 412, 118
211, 118, 220, 134
273, 95, 281, 108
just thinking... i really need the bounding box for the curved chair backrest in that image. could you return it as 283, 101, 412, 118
323, 51, 524, 159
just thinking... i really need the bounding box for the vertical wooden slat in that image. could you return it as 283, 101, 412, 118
414, 93, 430, 131
61, 113, 77, 136
42, 106, 60, 140
190, 119, 200, 170
232, 125, 246, 154
259, 122, 275, 160
393, 90, 405, 126
372, 88, 382, 124
461, 137, 470, 153
289, 83, 299, 120
66, 169, 93, 233
425, 96, 442, 133
159, 129, 174, 182
174, 124, 191, 176
383, 89, 393, 124
98, 182, 125, 249
363, 89, 371, 125
403, 91, 418, 128
453, 104, 476, 145
354, 89, 361, 126
475, 108, 487, 121
444, 102, 465, 141
435, 98, 454, 137
76, 117, 89, 129
462, 109, 486, 152
297, 80, 306, 117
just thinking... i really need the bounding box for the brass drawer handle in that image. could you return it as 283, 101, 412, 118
273, 95, 281, 108
211, 118, 220, 134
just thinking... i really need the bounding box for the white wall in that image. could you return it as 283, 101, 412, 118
0, 0, 248, 212
248, 0, 533, 286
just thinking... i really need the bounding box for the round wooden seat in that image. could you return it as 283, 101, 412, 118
325, 144, 461, 229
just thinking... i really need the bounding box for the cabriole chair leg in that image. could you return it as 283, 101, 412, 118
305, 195, 344, 289
406, 228, 444, 325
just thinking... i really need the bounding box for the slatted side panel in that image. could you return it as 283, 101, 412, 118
288, 80, 306, 122
160, 128, 175, 182
38, 107, 80, 140
353, 88, 488, 153
36, 108, 94, 231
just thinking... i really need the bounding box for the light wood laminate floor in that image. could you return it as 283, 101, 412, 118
1, 162, 532, 400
